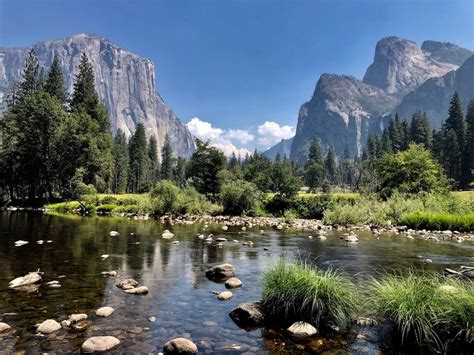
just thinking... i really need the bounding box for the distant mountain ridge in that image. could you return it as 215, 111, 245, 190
0, 33, 195, 157
263, 137, 294, 161
288, 37, 473, 162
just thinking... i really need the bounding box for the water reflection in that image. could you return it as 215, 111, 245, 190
0, 212, 472, 353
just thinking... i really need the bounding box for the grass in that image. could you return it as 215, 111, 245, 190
261, 258, 358, 330
400, 212, 474, 232
45, 201, 81, 213
367, 271, 474, 352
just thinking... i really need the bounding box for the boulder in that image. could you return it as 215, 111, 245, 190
82, 336, 120, 353
225, 277, 242, 289
9, 272, 42, 289
287, 321, 318, 337
96, 307, 115, 317
205, 263, 235, 281
116, 279, 139, 290
344, 232, 359, 243
124, 286, 148, 295
162, 230, 175, 239
229, 301, 264, 329
217, 291, 233, 300
0, 322, 11, 332
37, 319, 61, 334
163, 337, 198, 354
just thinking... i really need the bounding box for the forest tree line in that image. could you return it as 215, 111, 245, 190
0, 49, 473, 205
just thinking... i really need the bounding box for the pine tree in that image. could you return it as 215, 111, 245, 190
174, 157, 187, 187
324, 145, 337, 183
70, 53, 98, 112
381, 129, 392, 153
228, 152, 239, 171
367, 133, 381, 158
128, 124, 148, 192
409, 111, 431, 148
45, 55, 67, 104
389, 113, 403, 152
465, 100, 474, 187
16, 49, 41, 102
307, 137, 324, 165
148, 135, 159, 185
160, 134, 174, 180
275, 152, 281, 162
112, 130, 129, 193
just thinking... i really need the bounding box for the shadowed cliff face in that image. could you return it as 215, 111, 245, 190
0, 33, 195, 157
396, 55, 474, 128
289, 37, 472, 162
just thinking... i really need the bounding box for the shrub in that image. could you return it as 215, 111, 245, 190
113, 204, 140, 214
45, 201, 81, 213
261, 258, 358, 329
176, 186, 219, 215
220, 180, 260, 215
150, 180, 180, 215
368, 272, 474, 352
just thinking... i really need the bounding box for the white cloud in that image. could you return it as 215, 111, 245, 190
257, 121, 295, 147
187, 117, 223, 141
186, 117, 253, 157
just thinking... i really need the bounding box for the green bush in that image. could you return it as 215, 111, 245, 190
368, 272, 474, 352
261, 258, 358, 329
45, 201, 81, 213
112, 204, 140, 214
150, 180, 180, 215
400, 212, 474, 232
220, 180, 261, 215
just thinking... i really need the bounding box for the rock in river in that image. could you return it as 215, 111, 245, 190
225, 277, 242, 289
287, 321, 318, 337
37, 319, 61, 334
102, 271, 117, 277
163, 337, 198, 354
116, 278, 139, 290
96, 307, 115, 317
124, 286, 149, 295
9, 272, 42, 289
0, 322, 11, 332
109, 231, 120, 236
162, 230, 175, 239
205, 263, 236, 281
82, 336, 120, 353
229, 301, 264, 329
217, 291, 233, 300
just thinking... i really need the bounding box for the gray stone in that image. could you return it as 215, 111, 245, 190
37, 319, 61, 334
217, 291, 233, 300
81, 336, 120, 353
287, 321, 318, 337
229, 301, 264, 329
205, 263, 236, 281
124, 286, 149, 295
96, 307, 115, 317
163, 337, 198, 354
225, 277, 242, 289
116, 278, 139, 290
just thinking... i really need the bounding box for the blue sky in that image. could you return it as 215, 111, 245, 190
1, 0, 473, 154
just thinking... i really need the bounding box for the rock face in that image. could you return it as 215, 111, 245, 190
363, 37, 457, 97
291, 74, 397, 160
0, 33, 195, 157
290, 37, 472, 161
263, 137, 294, 161
396, 55, 474, 128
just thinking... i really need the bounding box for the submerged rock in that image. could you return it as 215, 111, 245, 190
82, 336, 120, 353
287, 321, 318, 337
0, 322, 11, 332
116, 279, 139, 290
148, 316, 156, 322
225, 277, 242, 289
344, 232, 359, 243
9, 272, 42, 289
37, 319, 61, 334
96, 307, 115, 317
205, 263, 236, 281
124, 286, 149, 295
14, 240, 29, 247
162, 230, 175, 239
355, 317, 378, 326
217, 291, 233, 300
229, 301, 264, 329
102, 271, 117, 277
109, 231, 120, 236
163, 337, 198, 354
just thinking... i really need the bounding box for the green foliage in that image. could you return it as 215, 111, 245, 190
368, 272, 474, 352
261, 258, 358, 329
45, 201, 81, 213
128, 123, 149, 193
96, 204, 119, 214
44, 55, 67, 104
186, 139, 226, 198
160, 134, 174, 181
112, 130, 129, 193
220, 180, 261, 215
376, 144, 450, 198
400, 212, 474, 232
242, 150, 273, 191
150, 180, 179, 215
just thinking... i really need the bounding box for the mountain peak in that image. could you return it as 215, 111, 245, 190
421, 40, 473, 66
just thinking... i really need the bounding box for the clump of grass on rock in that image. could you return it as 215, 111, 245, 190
368, 271, 474, 352
261, 258, 358, 330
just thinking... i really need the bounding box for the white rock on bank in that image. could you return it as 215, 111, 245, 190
9, 272, 42, 289
82, 336, 120, 353
287, 321, 317, 337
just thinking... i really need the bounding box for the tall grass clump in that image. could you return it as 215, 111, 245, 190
368, 271, 474, 352
261, 258, 358, 329
400, 212, 474, 232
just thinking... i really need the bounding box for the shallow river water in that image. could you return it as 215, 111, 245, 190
0, 212, 472, 354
